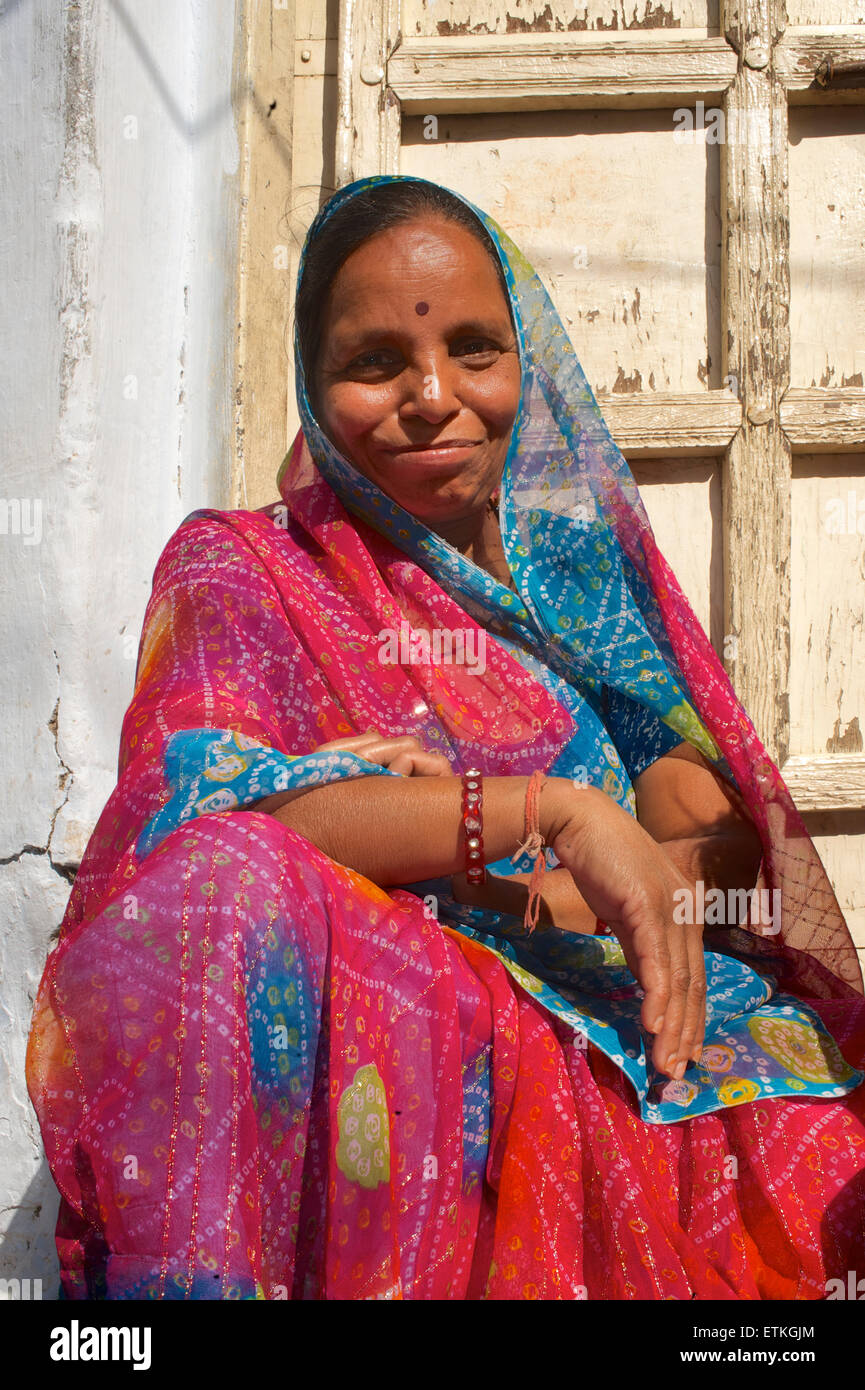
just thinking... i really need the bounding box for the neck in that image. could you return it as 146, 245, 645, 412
433, 501, 514, 589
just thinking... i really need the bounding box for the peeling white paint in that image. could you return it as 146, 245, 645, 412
0, 0, 243, 1287
0, 857, 72, 1289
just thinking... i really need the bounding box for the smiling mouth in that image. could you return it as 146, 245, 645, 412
383, 439, 482, 455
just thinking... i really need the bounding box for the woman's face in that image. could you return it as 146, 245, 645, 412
314, 215, 521, 531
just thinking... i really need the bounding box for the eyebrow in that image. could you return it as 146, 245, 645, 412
327, 316, 514, 353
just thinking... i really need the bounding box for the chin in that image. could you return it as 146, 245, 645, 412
389, 474, 497, 514
398, 492, 480, 523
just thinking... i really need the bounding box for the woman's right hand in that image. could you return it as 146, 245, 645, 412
543, 782, 706, 1082
250, 732, 453, 817
314, 732, 453, 778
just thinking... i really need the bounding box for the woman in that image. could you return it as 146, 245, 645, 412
26, 174, 865, 1301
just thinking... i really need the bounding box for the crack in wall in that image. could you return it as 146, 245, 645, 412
0, 845, 77, 887
42, 649, 77, 885
0, 647, 81, 888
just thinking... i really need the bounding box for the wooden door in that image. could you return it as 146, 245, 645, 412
266, 0, 865, 970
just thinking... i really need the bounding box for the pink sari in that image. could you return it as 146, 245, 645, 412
23, 484, 865, 1300
25, 175, 865, 1299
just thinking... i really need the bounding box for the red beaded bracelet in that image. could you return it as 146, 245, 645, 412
461, 767, 486, 885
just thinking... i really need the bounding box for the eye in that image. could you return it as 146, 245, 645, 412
348, 349, 399, 369
452, 337, 500, 360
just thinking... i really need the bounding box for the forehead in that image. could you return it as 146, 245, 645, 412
325, 216, 509, 317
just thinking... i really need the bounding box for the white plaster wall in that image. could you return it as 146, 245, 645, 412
0, 0, 242, 1293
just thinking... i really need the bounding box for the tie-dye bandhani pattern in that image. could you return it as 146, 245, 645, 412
26, 175, 865, 1299
131, 720, 862, 1125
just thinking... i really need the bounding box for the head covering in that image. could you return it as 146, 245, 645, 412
279, 173, 860, 1001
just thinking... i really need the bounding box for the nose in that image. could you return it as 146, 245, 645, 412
398, 352, 462, 424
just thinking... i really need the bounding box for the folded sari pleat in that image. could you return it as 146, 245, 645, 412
29, 811, 494, 1298
28, 798, 865, 1299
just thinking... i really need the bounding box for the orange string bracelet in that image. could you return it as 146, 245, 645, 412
511, 770, 547, 933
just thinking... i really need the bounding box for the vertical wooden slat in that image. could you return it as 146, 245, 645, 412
335, 0, 401, 184
232, 0, 296, 507
720, 0, 793, 765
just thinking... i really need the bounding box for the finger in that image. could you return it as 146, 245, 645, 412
689, 934, 708, 1066
387, 751, 415, 776
619, 917, 671, 1048
691, 987, 707, 1067
374, 742, 448, 775
316, 733, 381, 754
408, 752, 454, 777
372, 743, 439, 776
325, 737, 445, 777
347, 736, 422, 768
652, 924, 691, 1079
674, 926, 707, 1070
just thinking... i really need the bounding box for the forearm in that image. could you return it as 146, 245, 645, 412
251, 777, 762, 931
251, 775, 576, 887
501, 825, 762, 934
659, 827, 763, 924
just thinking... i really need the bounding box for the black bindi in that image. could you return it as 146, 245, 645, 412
414, 300, 430, 316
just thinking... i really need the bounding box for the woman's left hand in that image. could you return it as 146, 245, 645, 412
548, 787, 707, 1078
451, 866, 600, 933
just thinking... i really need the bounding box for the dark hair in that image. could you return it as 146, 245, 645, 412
294, 180, 513, 413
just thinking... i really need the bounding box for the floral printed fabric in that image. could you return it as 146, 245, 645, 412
138, 719, 863, 1125
24, 174, 865, 1299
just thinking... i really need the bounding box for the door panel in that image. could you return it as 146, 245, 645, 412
275, 0, 865, 971
400, 0, 718, 33
402, 110, 721, 393
788, 107, 865, 388
790, 454, 865, 759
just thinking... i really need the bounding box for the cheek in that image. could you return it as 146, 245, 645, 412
465, 360, 522, 434
319, 361, 521, 446
319, 383, 393, 447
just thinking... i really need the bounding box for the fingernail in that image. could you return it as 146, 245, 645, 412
652, 1015, 665, 1034
673, 1060, 687, 1080
666, 1053, 678, 1072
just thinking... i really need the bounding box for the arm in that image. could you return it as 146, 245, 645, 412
318, 737, 755, 1076
633, 741, 763, 908
250, 767, 706, 1080
253, 772, 562, 888
461, 827, 761, 934
456, 741, 762, 931
457, 743, 761, 1074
